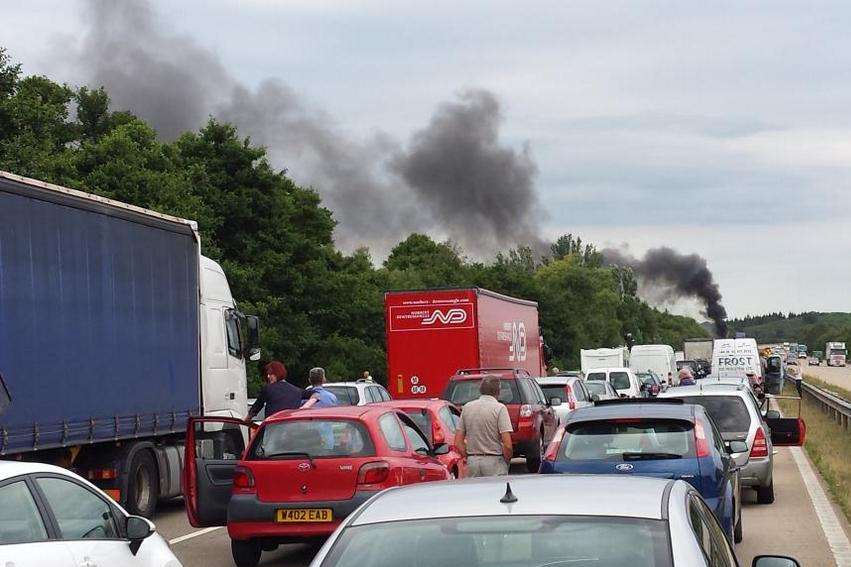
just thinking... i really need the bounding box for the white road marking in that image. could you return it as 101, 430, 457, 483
789, 446, 851, 566
168, 526, 223, 545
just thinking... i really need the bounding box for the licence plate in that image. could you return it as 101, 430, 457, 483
276, 508, 333, 523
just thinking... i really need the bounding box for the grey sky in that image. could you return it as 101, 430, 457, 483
4, 0, 851, 318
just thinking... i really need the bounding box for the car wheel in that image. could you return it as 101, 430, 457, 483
125, 450, 158, 518
756, 481, 775, 504
525, 435, 543, 473
231, 540, 262, 567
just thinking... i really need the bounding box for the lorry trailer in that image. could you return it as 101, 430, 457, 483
385, 288, 545, 398
0, 171, 259, 516
580, 347, 628, 375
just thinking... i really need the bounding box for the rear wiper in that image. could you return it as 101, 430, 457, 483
260, 451, 315, 466
622, 452, 683, 461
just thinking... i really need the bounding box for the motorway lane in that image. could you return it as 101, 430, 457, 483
155, 451, 849, 567
803, 362, 851, 392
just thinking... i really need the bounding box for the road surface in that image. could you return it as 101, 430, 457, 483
154, 450, 851, 567
803, 362, 851, 393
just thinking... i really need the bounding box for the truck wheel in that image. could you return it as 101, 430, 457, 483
126, 450, 159, 518
232, 540, 261, 567
525, 436, 543, 473
756, 481, 775, 504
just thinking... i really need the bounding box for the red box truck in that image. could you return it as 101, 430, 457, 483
385, 288, 546, 398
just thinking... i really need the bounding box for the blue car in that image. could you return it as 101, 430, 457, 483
540, 399, 747, 543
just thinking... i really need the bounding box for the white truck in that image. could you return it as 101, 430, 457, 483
580, 347, 628, 375
629, 344, 677, 384
825, 342, 847, 367
0, 171, 259, 517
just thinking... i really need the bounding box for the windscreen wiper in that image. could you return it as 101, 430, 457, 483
621, 452, 683, 461
260, 451, 316, 467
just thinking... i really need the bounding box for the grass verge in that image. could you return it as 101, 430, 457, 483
778, 383, 851, 523
802, 373, 851, 402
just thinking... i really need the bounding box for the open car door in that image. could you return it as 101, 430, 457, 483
764, 397, 807, 446
182, 416, 253, 527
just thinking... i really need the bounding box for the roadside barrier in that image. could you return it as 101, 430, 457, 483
801, 381, 851, 431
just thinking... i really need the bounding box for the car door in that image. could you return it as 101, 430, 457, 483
706, 415, 737, 530
31, 474, 145, 567
688, 494, 736, 566
398, 413, 448, 482
529, 379, 557, 441
182, 416, 253, 527
0, 477, 75, 567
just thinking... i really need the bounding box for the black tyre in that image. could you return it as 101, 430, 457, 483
232, 540, 262, 567
734, 506, 743, 543
525, 435, 543, 473
756, 481, 775, 504
125, 450, 158, 518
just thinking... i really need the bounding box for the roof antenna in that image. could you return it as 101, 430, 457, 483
500, 482, 518, 504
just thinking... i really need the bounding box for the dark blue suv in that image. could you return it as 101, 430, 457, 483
539, 399, 747, 543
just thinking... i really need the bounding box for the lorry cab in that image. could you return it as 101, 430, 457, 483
200, 256, 260, 419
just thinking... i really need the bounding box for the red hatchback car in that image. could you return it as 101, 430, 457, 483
182, 407, 451, 567
375, 398, 466, 478
442, 368, 558, 472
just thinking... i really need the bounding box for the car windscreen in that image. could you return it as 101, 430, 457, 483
586, 372, 606, 381
539, 385, 567, 400
444, 379, 519, 405
558, 419, 695, 461
249, 419, 375, 459
324, 386, 360, 406
320, 515, 672, 567
609, 371, 631, 390
675, 396, 751, 434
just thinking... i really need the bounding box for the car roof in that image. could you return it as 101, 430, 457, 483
0, 460, 75, 481
350, 475, 674, 525
535, 376, 580, 385
376, 399, 449, 409
566, 401, 696, 423
264, 405, 388, 423
660, 384, 748, 397
326, 381, 385, 389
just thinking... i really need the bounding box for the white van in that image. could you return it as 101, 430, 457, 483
712, 338, 761, 377
629, 344, 677, 386
584, 367, 643, 398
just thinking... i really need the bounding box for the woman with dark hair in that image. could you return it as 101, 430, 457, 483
246, 360, 304, 420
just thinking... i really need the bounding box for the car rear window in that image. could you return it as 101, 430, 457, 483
609, 372, 631, 390
320, 515, 672, 567
559, 419, 695, 461
584, 381, 608, 396
586, 372, 606, 381
444, 379, 519, 405
249, 419, 375, 459
325, 386, 360, 406
676, 396, 751, 434
539, 385, 567, 400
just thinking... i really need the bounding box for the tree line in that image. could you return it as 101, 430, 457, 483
0, 49, 707, 394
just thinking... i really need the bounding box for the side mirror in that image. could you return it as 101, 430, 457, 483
126, 515, 154, 555
549, 397, 562, 407
752, 556, 801, 567
619, 393, 628, 398
433, 443, 451, 456
764, 410, 781, 420
245, 315, 261, 361
415, 447, 430, 456
727, 440, 749, 454
590, 394, 600, 402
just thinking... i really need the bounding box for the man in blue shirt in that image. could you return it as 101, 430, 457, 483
302, 367, 339, 408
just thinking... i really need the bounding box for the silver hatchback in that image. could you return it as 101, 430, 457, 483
308, 475, 800, 567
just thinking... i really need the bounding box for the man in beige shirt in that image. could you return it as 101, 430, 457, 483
454, 375, 513, 477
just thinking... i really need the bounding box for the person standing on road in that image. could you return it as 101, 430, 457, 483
246, 361, 304, 420
301, 367, 339, 408
454, 375, 513, 477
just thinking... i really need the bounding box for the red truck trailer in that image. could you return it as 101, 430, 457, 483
385, 288, 546, 399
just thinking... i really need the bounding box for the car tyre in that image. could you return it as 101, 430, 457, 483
525, 435, 543, 473
232, 539, 262, 567
756, 481, 775, 504
126, 449, 158, 518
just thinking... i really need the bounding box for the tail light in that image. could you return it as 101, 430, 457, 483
694, 420, 710, 458
564, 385, 575, 410
358, 461, 390, 487
750, 427, 769, 458
431, 419, 445, 445
232, 465, 256, 494
544, 428, 565, 461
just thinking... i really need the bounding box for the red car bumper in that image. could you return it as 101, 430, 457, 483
228, 520, 341, 541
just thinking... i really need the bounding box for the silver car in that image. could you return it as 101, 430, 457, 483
661, 383, 776, 503
308, 475, 800, 567
535, 375, 595, 425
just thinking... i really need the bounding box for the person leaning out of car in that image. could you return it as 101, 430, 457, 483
454, 375, 513, 477
246, 360, 304, 420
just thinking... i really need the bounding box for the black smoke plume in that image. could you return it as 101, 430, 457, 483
69, 0, 543, 256
602, 247, 728, 336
